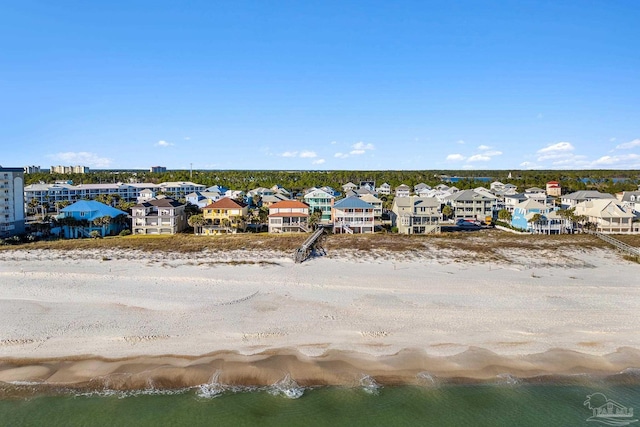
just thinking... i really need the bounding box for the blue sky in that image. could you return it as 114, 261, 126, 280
2, 0, 639, 170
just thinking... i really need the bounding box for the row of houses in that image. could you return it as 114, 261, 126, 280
7, 170, 640, 238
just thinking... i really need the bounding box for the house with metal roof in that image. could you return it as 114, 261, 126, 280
561, 191, 615, 209
511, 199, 563, 234
391, 196, 441, 234
574, 199, 636, 233
332, 196, 375, 234
58, 200, 128, 238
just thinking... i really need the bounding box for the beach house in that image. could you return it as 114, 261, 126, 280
304, 188, 335, 222
57, 200, 128, 238
131, 198, 187, 235
332, 196, 375, 234
445, 189, 494, 220
511, 199, 563, 234
394, 184, 411, 198
391, 196, 441, 234
268, 200, 310, 233
573, 199, 636, 233
202, 198, 249, 234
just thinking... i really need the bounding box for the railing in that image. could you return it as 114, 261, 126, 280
294, 226, 326, 263
590, 231, 640, 256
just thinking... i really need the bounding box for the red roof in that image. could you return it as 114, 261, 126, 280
547, 181, 560, 185
204, 198, 247, 209
269, 200, 309, 209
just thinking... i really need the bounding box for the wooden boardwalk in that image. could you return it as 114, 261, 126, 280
294, 226, 327, 263
590, 231, 640, 257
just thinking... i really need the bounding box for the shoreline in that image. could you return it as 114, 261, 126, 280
1, 244, 639, 389
2, 347, 640, 389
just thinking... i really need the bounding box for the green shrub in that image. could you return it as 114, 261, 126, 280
119, 229, 132, 236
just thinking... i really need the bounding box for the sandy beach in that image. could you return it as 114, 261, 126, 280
0, 242, 639, 388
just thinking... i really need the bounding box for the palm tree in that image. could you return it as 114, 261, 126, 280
28, 198, 39, 216
528, 213, 543, 234
92, 215, 112, 236
497, 209, 512, 223
442, 205, 453, 220
188, 214, 205, 234
308, 208, 322, 230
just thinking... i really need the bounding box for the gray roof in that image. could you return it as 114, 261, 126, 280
395, 196, 439, 208
563, 191, 615, 200
446, 189, 493, 202
619, 191, 640, 202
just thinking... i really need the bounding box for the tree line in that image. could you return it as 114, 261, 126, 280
25, 169, 640, 195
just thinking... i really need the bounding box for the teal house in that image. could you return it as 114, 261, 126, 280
58, 200, 128, 238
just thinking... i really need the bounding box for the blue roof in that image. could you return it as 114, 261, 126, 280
333, 196, 374, 209
60, 200, 127, 221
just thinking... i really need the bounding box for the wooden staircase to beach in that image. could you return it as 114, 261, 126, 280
294, 226, 327, 263
589, 231, 640, 258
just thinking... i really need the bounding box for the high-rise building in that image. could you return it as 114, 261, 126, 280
50, 165, 90, 174
150, 166, 167, 173
24, 165, 41, 174
0, 166, 26, 237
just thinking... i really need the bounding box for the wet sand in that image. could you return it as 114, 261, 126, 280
0, 245, 639, 387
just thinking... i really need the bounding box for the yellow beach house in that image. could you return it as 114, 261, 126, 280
202, 198, 249, 234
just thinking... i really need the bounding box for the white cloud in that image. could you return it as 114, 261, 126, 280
457, 140, 465, 145
616, 139, 640, 150
281, 151, 298, 157
483, 150, 503, 157
467, 154, 491, 162
537, 141, 574, 154
446, 154, 465, 161
591, 154, 640, 168
312, 158, 326, 165
536, 142, 576, 161
299, 151, 317, 158
330, 141, 337, 145
47, 151, 113, 168
610, 137, 617, 142
350, 149, 366, 155
184, 137, 191, 141
334, 152, 349, 159
477, 145, 491, 150
155, 140, 174, 147
352, 141, 375, 151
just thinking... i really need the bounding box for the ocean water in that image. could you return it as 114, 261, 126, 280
2, 380, 640, 426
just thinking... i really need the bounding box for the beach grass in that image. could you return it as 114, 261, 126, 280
0, 230, 613, 259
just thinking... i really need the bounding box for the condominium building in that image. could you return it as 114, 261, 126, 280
0, 166, 26, 237
24, 181, 205, 207
150, 166, 167, 173
24, 165, 41, 174
50, 165, 90, 174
